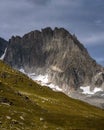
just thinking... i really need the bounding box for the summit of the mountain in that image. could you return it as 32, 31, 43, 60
4, 27, 104, 95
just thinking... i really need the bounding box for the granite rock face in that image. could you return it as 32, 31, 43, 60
92, 72, 104, 89
0, 37, 8, 57
4, 27, 104, 94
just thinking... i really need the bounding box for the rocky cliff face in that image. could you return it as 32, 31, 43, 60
4, 27, 104, 95
0, 37, 8, 57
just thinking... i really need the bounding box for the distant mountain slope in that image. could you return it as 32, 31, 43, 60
0, 37, 8, 57
0, 61, 104, 129
4, 27, 104, 94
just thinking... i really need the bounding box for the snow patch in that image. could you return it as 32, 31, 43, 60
29, 74, 49, 84
97, 72, 103, 76
93, 87, 103, 93
0, 48, 7, 60
19, 68, 26, 74
80, 86, 103, 95
48, 83, 62, 91
19, 68, 62, 92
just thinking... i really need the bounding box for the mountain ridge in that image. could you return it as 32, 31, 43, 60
4, 27, 104, 90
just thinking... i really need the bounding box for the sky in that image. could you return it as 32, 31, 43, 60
0, 0, 104, 65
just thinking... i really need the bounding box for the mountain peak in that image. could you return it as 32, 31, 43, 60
3, 27, 104, 96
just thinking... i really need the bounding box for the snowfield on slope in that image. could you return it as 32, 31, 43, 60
0, 48, 7, 60
19, 69, 104, 95
19, 68, 62, 92
80, 86, 103, 95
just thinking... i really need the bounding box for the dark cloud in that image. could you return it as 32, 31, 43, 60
0, 0, 104, 44
27, 0, 51, 6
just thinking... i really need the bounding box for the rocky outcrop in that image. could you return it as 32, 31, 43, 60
0, 37, 8, 57
4, 27, 104, 94
92, 72, 104, 88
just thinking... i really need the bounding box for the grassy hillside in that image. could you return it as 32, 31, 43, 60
0, 60, 104, 130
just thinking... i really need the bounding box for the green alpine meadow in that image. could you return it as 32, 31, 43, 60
0, 60, 104, 130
